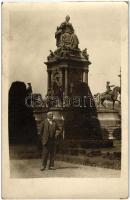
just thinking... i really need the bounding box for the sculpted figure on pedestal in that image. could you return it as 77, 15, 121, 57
82, 48, 89, 60
55, 15, 79, 50
51, 71, 63, 98
47, 50, 55, 60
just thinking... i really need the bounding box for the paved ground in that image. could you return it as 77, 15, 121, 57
10, 159, 120, 178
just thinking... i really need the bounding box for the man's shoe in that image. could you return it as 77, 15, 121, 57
40, 167, 46, 171
48, 166, 56, 170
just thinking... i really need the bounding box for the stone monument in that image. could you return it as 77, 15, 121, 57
44, 16, 112, 148
45, 15, 90, 96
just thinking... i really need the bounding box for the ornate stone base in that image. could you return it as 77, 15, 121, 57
97, 109, 121, 140
49, 107, 121, 150
50, 107, 102, 140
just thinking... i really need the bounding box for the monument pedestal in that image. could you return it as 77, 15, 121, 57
49, 107, 114, 151
97, 109, 121, 140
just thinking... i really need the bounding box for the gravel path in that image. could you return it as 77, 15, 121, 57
10, 159, 120, 178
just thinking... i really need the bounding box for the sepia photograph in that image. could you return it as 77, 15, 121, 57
2, 1, 128, 199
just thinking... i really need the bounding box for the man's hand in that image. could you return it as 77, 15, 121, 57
55, 130, 60, 138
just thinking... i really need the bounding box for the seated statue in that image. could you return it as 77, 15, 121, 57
55, 15, 79, 50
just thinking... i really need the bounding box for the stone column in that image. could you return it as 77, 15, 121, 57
81, 70, 84, 82
83, 69, 88, 84
64, 68, 68, 96
47, 70, 51, 89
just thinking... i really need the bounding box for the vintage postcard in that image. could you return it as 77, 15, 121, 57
2, 2, 128, 199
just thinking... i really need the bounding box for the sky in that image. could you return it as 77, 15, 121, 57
8, 2, 124, 97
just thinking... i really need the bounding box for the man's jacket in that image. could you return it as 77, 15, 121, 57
40, 118, 59, 145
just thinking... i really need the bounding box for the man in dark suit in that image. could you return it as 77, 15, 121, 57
40, 112, 60, 171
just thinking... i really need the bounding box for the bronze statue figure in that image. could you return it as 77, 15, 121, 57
95, 86, 121, 110
104, 81, 115, 95
55, 15, 79, 50
82, 48, 89, 60
27, 83, 33, 96
47, 50, 55, 60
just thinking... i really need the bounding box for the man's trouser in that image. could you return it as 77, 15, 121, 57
42, 138, 56, 168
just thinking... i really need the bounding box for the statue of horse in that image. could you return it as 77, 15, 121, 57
94, 86, 121, 110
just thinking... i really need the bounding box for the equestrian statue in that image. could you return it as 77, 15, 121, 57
94, 82, 121, 110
